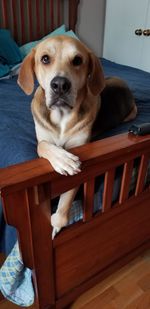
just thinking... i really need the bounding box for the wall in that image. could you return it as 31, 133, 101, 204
77, 0, 106, 57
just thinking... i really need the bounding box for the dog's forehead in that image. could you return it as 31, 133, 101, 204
36, 36, 88, 58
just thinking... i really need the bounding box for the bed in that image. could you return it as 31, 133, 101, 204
0, 1, 150, 308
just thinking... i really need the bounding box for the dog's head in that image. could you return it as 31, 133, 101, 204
18, 35, 105, 110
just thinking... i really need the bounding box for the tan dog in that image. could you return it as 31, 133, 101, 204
18, 35, 137, 237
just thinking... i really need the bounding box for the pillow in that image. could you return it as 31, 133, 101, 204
0, 63, 10, 78
64, 30, 79, 40
0, 29, 22, 65
20, 24, 66, 58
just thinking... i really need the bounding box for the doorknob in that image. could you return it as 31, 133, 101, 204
143, 29, 150, 36
135, 29, 142, 35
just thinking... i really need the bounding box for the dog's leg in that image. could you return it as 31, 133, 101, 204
38, 141, 81, 176
123, 103, 137, 122
51, 187, 79, 238
38, 141, 81, 238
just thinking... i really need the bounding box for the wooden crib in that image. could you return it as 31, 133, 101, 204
0, 1, 150, 308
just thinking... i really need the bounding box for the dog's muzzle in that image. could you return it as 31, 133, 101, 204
50, 76, 72, 109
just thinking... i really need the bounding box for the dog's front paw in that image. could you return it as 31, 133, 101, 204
52, 226, 61, 239
50, 147, 81, 176
51, 212, 68, 228
51, 212, 68, 239
38, 142, 81, 176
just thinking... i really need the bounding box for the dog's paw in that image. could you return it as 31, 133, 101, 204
50, 147, 81, 176
38, 142, 81, 176
51, 213, 68, 239
52, 226, 61, 239
51, 212, 68, 229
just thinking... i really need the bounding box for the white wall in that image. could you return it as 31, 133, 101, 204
77, 0, 106, 57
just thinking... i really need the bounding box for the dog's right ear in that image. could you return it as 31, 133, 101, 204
18, 49, 35, 95
88, 52, 105, 96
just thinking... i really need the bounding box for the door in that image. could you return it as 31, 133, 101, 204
141, 1, 150, 71
103, 0, 150, 72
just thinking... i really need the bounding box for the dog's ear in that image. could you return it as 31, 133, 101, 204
88, 53, 105, 95
18, 49, 35, 95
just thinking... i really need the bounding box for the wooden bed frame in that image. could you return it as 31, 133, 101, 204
0, 1, 150, 308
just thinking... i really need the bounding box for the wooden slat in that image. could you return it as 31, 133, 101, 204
28, 0, 34, 42
69, 0, 80, 30
83, 179, 95, 222
50, 0, 54, 30
36, 0, 41, 39
135, 154, 149, 196
27, 184, 55, 309
20, 0, 25, 44
57, 0, 61, 26
11, 0, 18, 41
43, 0, 47, 36
1, 0, 8, 28
119, 160, 134, 204
102, 168, 115, 212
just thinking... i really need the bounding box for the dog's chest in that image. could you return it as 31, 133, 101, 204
51, 109, 73, 146
36, 107, 88, 149
51, 108, 70, 131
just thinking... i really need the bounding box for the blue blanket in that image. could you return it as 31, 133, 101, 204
0, 78, 37, 254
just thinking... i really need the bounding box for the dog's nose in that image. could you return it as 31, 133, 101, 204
51, 76, 71, 95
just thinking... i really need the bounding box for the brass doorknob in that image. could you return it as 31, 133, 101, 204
143, 29, 150, 36
135, 29, 142, 35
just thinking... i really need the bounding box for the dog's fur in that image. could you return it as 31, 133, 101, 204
18, 35, 137, 236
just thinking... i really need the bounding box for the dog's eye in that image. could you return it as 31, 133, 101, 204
72, 56, 83, 66
41, 55, 50, 64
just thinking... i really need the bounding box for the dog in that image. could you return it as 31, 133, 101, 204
18, 35, 137, 237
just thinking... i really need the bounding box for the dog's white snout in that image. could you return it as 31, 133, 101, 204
51, 76, 71, 95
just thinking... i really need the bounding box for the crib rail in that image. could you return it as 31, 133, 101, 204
0, 132, 150, 309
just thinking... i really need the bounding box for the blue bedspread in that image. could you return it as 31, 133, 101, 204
0, 58, 150, 255
0, 78, 37, 254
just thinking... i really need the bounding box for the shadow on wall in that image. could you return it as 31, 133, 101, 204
77, 0, 106, 57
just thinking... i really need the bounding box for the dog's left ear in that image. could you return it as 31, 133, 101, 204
88, 53, 105, 95
18, 49, 35, 95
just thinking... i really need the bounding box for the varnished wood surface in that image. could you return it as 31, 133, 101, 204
1, 250, 150, 309
1, 133, 150, 196
1, 133, 150, 308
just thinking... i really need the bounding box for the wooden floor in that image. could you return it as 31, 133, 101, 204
0, 250, 150, 309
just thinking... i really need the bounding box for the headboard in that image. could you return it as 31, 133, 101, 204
0, 0, 80, 45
